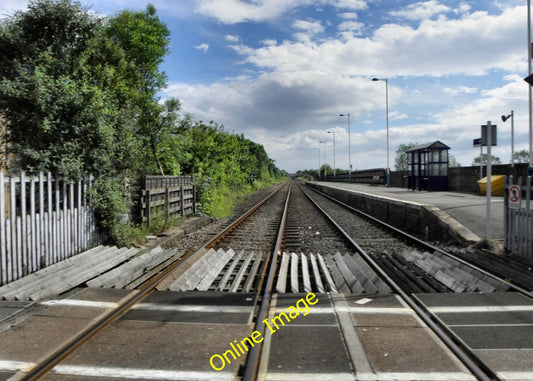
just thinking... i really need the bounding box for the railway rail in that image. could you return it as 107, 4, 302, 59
1, 180, 532, 380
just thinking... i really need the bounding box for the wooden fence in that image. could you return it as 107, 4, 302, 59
0, 172, 103, 286
141, 176, 196, 225
504, 175, 532, 258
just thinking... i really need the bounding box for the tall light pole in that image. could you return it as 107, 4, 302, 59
339, 113, 351, 183
501, 111, 515, 167
320, 140, 327, 180
328, 131, 336, 181
372, 77, 390, 187
527, 0, 533, 175
314, 147, 320, 181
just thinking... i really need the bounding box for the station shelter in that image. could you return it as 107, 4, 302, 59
406, 141, 450, 191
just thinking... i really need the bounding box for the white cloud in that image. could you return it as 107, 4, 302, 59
331, 0, 368, 11
443, 86, 478, 96
225, 34, 240, 43
338, 20, 364, 32
232, 5, 526, 78
293, 19, 325, 36
389, 0, 450, 20
195, 0, 368, 24
262, 39, 278, 46
293, 19, 325, 41
195, 43, 209, 53
455, 2, 471, 14
339, 12, 358, 20
195, 0, 316, 24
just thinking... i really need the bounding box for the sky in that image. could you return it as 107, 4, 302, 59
0, 0, 530, 173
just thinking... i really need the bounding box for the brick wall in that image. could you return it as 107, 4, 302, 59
387, 163, 531, 194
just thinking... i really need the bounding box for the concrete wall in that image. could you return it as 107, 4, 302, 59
306, 182, 469, 245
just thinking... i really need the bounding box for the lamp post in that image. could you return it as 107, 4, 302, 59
314, 147, 320, 181
527, 0, 533, 175
320, 140, 327, 180
339, 113, 351, 183
501, 111, 515, 167
372, 77, 390, 187
328, 131, 336, 181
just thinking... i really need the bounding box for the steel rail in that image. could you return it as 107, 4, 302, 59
298, 183, 502, 381
18, 183, 288, 380
305, 183, 533, 298
243, 183, 291, 381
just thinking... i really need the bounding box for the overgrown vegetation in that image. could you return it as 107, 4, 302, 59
0, 0, 285, 245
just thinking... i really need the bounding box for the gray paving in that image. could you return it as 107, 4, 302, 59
314, 181, 505, 240
416, 292, 533, 380
260, 293, 475, 381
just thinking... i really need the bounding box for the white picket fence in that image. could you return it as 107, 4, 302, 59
0, 171, 103, 286
504, 175, 533, 258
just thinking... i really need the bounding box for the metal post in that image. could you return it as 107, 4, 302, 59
315, 147, 320, 181
340, 114, 352, 183
528, 0, 533, 166
511, 110, 515, 167
328, 131, 336, 181
372, 78, 390, 186
320, 140, 327, 180
385, 79, 390, 187
480, 145, 483, 180
486, 121, 492, 241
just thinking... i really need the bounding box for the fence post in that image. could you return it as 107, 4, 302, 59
146, 189, 151, 226
180, 185, 184, 217
524, 176, 533, 259
0, 171, 5, 285
192, 185, 196, 216
10, 174, 16, 279
504, 175, 510, 251
165, 187, 170, 217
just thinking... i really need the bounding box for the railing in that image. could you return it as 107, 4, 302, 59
324, 168, 386, 184
504, 175, 532, 258
141, 175, 196, 225
0, 171, 102, 286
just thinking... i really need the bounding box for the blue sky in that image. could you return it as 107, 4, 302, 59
1, 0, 529, 173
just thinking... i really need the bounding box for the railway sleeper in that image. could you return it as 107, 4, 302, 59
387, 253, 441, 293
399, 250, 505, 293
391, 252, 448, 293
374, 254, 425, 294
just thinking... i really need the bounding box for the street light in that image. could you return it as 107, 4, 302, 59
314, 147, 320, 181
339, 113, 352, 183
320, 140, 327, 180
524, 0, 533, 175
501, 111, 514, 167
327, 131, 336, 181
372, 77, 390, 187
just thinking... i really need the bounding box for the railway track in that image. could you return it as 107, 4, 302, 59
2, 180, 533, 381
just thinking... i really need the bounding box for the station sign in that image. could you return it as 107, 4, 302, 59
481, 124, 497, 146
508, 184, 521, 209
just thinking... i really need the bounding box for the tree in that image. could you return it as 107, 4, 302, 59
105, 4, 170, 175
513, 149, 530, 164
0, 0, 172, 244
472, 154, 501, 166
449, 154, 461, 167
394, 143, 417, 171
0, 0, 103, 177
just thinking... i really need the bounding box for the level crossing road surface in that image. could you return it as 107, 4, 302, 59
1, 287, 533, 380
313, 181, 505, 241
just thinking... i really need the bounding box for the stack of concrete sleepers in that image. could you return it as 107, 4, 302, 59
0, 245, 138, 301
87, 246, 179, 289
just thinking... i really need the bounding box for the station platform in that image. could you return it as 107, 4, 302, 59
311, 181, 505, 242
